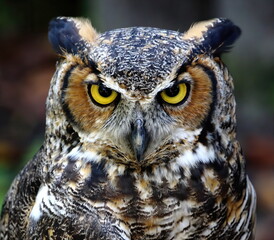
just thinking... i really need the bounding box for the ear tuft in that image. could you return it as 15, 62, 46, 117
183, 18, 241, 56
48, 17, 98, 55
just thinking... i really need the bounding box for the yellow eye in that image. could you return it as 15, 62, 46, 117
160, 83, 188, 105
89, 84, 118, 105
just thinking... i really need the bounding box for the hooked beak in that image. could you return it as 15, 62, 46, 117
130, 119, 150, 161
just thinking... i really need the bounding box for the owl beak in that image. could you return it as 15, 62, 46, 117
130, 119, 150, 161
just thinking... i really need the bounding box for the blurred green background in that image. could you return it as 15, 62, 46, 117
0, 0, 273, 239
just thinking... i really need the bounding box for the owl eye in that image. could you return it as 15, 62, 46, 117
89, 84, 118, 105
160, 83, 189, 105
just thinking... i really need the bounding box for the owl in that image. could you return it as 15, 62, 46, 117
0, 17, 256, 239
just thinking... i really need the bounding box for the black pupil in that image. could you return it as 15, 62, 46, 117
98, 85, 112, 97
165, 85, 179, 97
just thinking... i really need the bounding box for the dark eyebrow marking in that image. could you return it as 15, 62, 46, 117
87, 58, 100, 75
176, 64, 187, 75
82, 58, 101, 85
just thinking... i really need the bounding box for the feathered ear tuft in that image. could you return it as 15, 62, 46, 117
183, 18, 241, 56
48, 17, 98, 55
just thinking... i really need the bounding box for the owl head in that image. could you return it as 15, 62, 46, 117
47, 17, 241, 165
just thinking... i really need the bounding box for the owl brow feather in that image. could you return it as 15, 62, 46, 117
86, 58, 100, 74
176, 64, 188, 75
82, 58, 101, 84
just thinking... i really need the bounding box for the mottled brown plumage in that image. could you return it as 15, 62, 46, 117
0, 17, 256, 239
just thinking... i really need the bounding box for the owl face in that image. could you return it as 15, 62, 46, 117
48, 17, 240, 164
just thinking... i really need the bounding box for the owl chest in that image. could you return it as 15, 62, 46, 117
63, 163, 220, 237
80, 177, 197, 239
45, 154, 241, 239
46, 160, 196, 237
